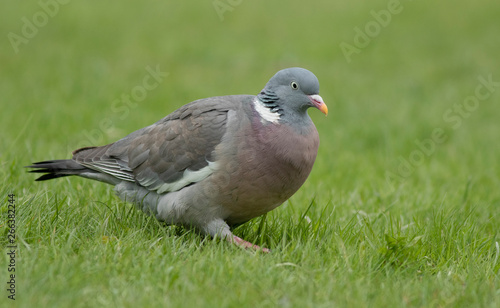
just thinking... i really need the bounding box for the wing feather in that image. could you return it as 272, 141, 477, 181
71, 96, 252, 193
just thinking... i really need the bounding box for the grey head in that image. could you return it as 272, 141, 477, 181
257, 67, 328, 126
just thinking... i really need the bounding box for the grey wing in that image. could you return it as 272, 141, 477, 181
72, 97, 235, 193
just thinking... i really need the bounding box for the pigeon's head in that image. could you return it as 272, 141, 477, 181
258, 67, 328, 120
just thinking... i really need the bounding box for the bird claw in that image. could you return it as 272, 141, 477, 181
229, 235, 270, 253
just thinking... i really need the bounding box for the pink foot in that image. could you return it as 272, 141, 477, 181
229, 235, 270, 253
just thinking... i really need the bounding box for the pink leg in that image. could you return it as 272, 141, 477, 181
229, 235, 270, 253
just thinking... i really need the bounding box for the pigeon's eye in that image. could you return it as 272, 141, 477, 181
290, 81, 299, 90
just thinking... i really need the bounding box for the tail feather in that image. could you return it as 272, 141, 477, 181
26, 159, 87, 181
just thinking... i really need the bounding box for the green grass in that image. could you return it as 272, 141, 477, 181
1, 0, 499, 307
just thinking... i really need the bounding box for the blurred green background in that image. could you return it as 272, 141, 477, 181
1, 0, 499, 307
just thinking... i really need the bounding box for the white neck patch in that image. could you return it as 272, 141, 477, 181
253, 98, 280, 124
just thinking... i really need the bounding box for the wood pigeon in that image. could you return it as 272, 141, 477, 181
27, 67, 328, 252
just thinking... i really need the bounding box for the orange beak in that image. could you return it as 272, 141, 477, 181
308, 94, 328, 116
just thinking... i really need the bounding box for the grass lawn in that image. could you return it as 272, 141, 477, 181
1, 0, 499, 307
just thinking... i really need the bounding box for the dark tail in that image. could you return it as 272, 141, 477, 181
26, 159, 87, 181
